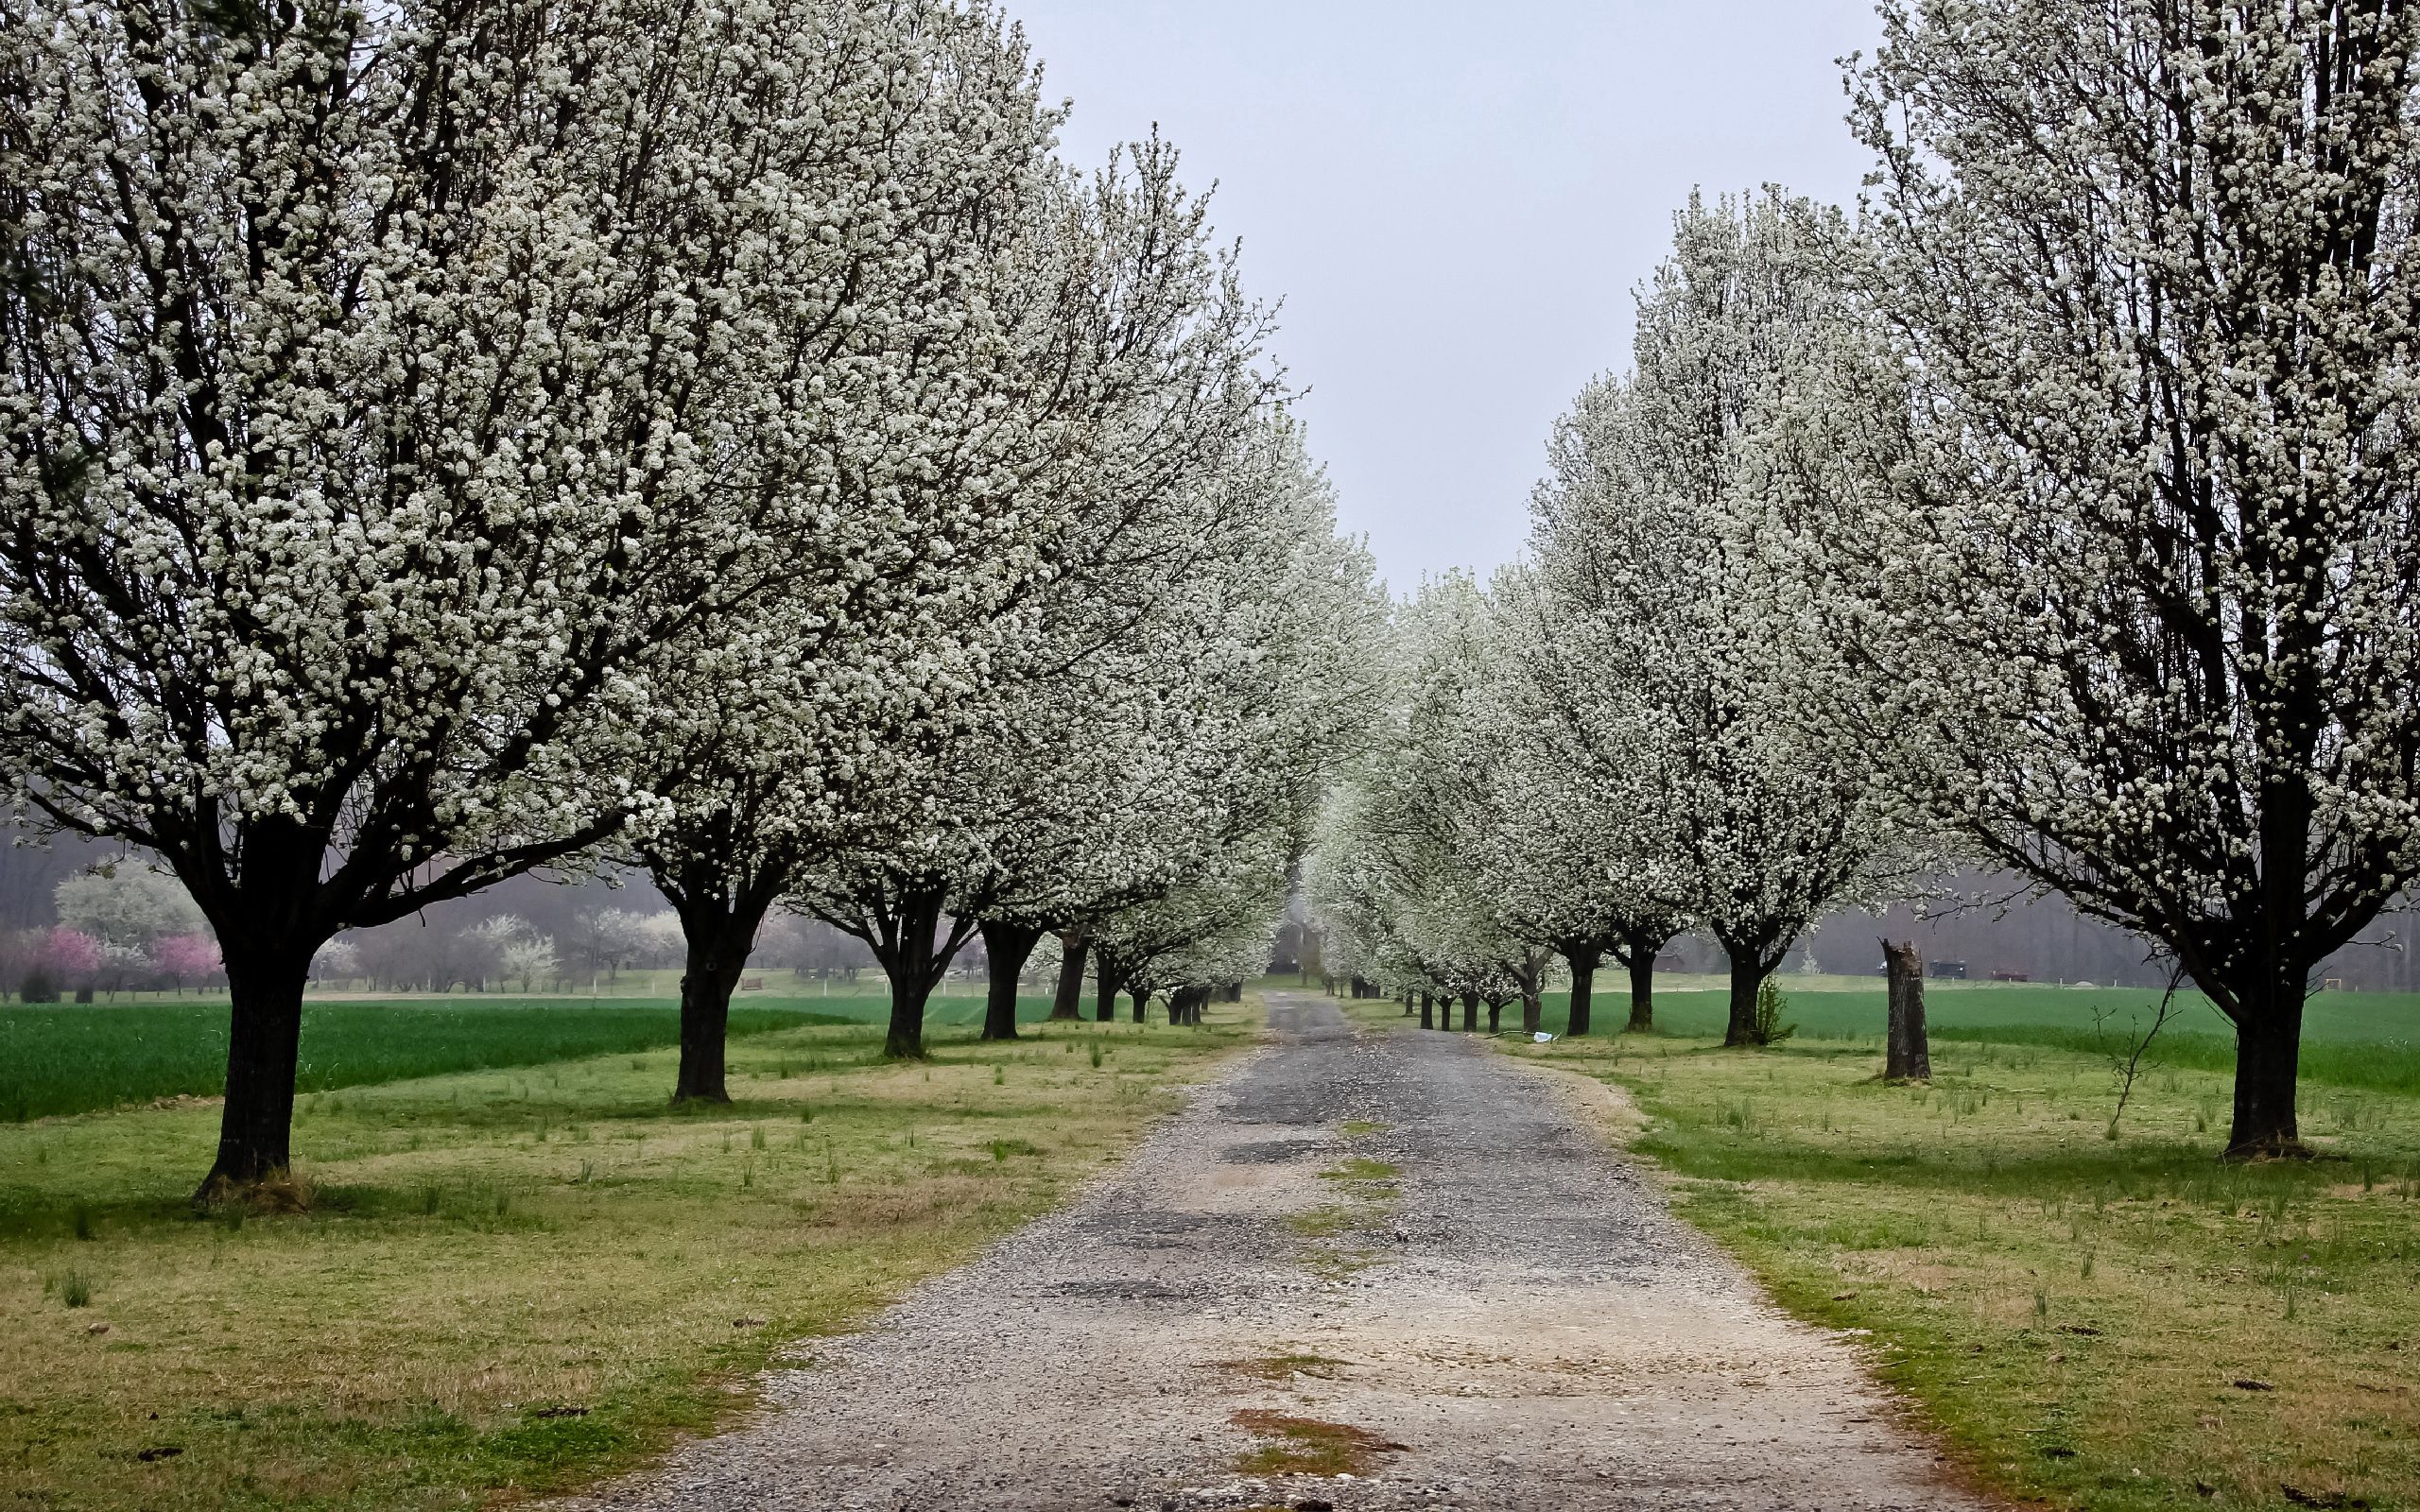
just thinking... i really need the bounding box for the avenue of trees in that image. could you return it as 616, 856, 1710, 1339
0, 0, 1379, 1194
1312, 0, 2420, 1160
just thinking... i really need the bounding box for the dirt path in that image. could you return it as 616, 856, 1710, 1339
559, 995, 1996, 1511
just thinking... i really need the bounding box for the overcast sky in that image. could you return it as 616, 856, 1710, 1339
1004, 1, 1886, 592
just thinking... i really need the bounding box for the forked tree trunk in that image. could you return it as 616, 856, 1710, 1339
978, 919, 1044, 1041
2226, 980, 2307, 1158
1049, 930, 1090, 1020
200, 940, 316, 1197
1564, 946, 1599, 1037
1096, 957, 1123, 1023
1878, 936, 1930, 1081
864, 885, 956, 1058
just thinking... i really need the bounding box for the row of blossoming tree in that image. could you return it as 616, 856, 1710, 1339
1313, 0, 2420, 1160
0, 0, 1385, 1195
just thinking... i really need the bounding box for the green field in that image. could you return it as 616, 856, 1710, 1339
1503, 979, 2420, 1095
1, 988, 1082, 1122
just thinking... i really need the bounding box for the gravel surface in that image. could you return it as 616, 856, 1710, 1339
556, 994, 1998, 1511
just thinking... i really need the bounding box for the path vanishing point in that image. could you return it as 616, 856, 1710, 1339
558, 994, 1997, 1512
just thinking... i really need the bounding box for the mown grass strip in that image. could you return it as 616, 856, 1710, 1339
0, 1007, 1256, 1511
1513, 1029, 2420, 1512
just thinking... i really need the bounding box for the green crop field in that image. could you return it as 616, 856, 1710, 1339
0, 994, 973, 1122
1498, 979, 2420, 1096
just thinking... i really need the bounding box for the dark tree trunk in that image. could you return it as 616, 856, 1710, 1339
1402, 988, 1413, 1016
1879, 936, 1930, 1081
667, 891, 774, 1103
885, 966, 939, 1058
1461, 993, 1478, 1032
2226, 985, 2307, 1158
1564, 946, 1599, 1037
1487, 1000, 1503, 1034
978, 919, 1044, 1041
1418, 990, 1434, 1030
868, 884, 956, 1058
1722, 937, 1772, 1048
1625, 952, 1655, 1032
1129, 986, 1148, 1024
1096, 956, 1123, 1023
1050, 930, 1090, 1020
200, 940, 315, 1196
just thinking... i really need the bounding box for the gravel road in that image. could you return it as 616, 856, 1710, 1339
557, 994, 1996, 1512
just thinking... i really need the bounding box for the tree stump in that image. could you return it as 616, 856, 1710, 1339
1879, 936, 1930, 1081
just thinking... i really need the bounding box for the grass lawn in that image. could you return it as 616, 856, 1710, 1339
0, 1002, 1256, 1510
1485, 1012, 2420, 1512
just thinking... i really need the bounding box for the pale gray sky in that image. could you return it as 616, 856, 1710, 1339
1006, 1, 1886, 591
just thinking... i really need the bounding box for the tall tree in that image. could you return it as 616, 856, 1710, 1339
0, 0, 921, 1190
1536, 194, 1897, 1046
1818, 0, 2420, 1154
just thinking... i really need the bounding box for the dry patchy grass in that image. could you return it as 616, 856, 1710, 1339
0, 1009, 1255, 1510
1227, 1410, 1405, 1477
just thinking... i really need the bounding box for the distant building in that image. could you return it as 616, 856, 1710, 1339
1929, 959, 1970, 980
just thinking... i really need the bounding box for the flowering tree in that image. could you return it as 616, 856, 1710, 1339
39, 926, 101, 982
1530, 193, 1900, 1046
621, 3, 1066, 1097
1804, 0, 2420, 1154
151, 933, 223, 993
1307, 576, 1545, 1031
793, 156, 1380, 1058
55, 867, 205, 949
0, 0, 1035, 1189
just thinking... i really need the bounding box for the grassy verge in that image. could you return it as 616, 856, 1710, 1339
0, 1005, 1256, 1510
1498, 1022, 2420, 1512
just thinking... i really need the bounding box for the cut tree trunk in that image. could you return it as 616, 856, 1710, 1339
1049, 931, 1089, 1020
1879, 936, 1930, 1081
977, 919, 1044, 1041
1564, 947, 1598, 1037
199, 940, 315, 1197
